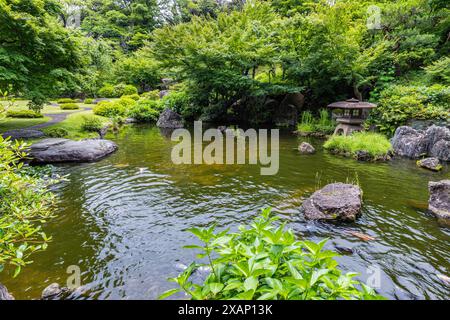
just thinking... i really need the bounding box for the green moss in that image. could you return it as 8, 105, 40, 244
323, 132, 392, 158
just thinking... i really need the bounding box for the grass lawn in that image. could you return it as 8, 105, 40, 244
0, 117, 50, 132
43, 110, 110, 140
1, 100, 93, 114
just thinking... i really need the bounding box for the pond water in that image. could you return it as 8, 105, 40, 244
1, 124, 449, 300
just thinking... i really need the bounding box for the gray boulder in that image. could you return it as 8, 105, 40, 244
30, 138, 118, 163
0, 284, 14, 300
156, 108, 183, 129
298, 142, 315, 154
391, 125, 450, 161
428, 180, 450, 219
159, 90, 169, 99
300, 183, 362, 221
2, 129, 45, 140
41, 283, 71, 300
417, 157, 442, 171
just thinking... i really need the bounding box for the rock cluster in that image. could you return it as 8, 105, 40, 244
391, 125, 450, 161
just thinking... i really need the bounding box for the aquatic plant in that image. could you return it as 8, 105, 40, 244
323, 132, 392, 159
160, 208, 384, 300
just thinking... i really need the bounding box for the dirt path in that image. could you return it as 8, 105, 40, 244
28, 107, 92, 130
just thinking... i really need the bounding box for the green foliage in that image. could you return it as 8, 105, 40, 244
160, 90, 193, 119
98, 85, 117, 98
60, 103, 80, 110
6, 110, 43, 118
57, 98, 77, 104
93, 97, 136, 117
425, 57, 450, 85
0, 0, 82, 101
27, 96, 46, 114
122, 85, 138, 96
297, 110, 335, 134
81, 115, 103, 132
44, 127, 68, 138
368, 85, 450, 135
0, 136, 57, 277
127, 100, 161, 122
324, 132, 392, 159
121, 94, 140, 101
140, 90, 160, 100
84, 98, 95, 104
160, 208, 384, 300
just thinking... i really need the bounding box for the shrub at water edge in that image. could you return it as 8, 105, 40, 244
60, 103, 79, 110
0, 137, 58, 277
160, 208, 384, 300
324, 132, 392, 160
6, 110, 44, 118
127, 100, 161, 122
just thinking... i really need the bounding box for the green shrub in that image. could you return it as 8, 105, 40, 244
160, 208, 384, 300
0, 136, 57, 277
57, 98, 76, 104
425, 57, 450, 85
141, 90, 160, 100
121, 94, 140, 101
92, 97, 135, 117
127, 100, 161, 122
160, 90, 191, 117
81, 115, 103, 132
45, 127, 68, 138
6, 110, 44, 118
93, 101, 125, 117
122, 84, 138, 96
324, 132, 392, 159
297, 111, 314, 133
368, 85, 449, 135
98, 84, 117, 98
84, 98, 95, 104
60, 103, 79, 110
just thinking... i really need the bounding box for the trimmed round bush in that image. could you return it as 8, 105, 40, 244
127, 100, 161, 122
84, 98, 95, 104
121, 94, 140, 101
122, 85, 138, 96
60, 103, 79, 110
45, 127, 68, 138
57, 98, 76, 104
93, 101, 126, 117
6, 110, 43, 118
98, 84, 117, 98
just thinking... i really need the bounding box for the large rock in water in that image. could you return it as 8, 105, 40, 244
156, 108, 183, 129
30, 138, 118, 163
298, 142, 315, 154
417, 157, 442, 171
391, 125, 450, 161
300, 183, 362, 221
428, 180, 450, 219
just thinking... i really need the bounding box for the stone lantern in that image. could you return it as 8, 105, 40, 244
327, 98, 376, 135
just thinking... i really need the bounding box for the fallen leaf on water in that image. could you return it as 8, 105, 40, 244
348, 231, 376, 241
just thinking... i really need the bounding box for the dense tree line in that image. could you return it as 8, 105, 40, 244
0, 0, 449, 128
